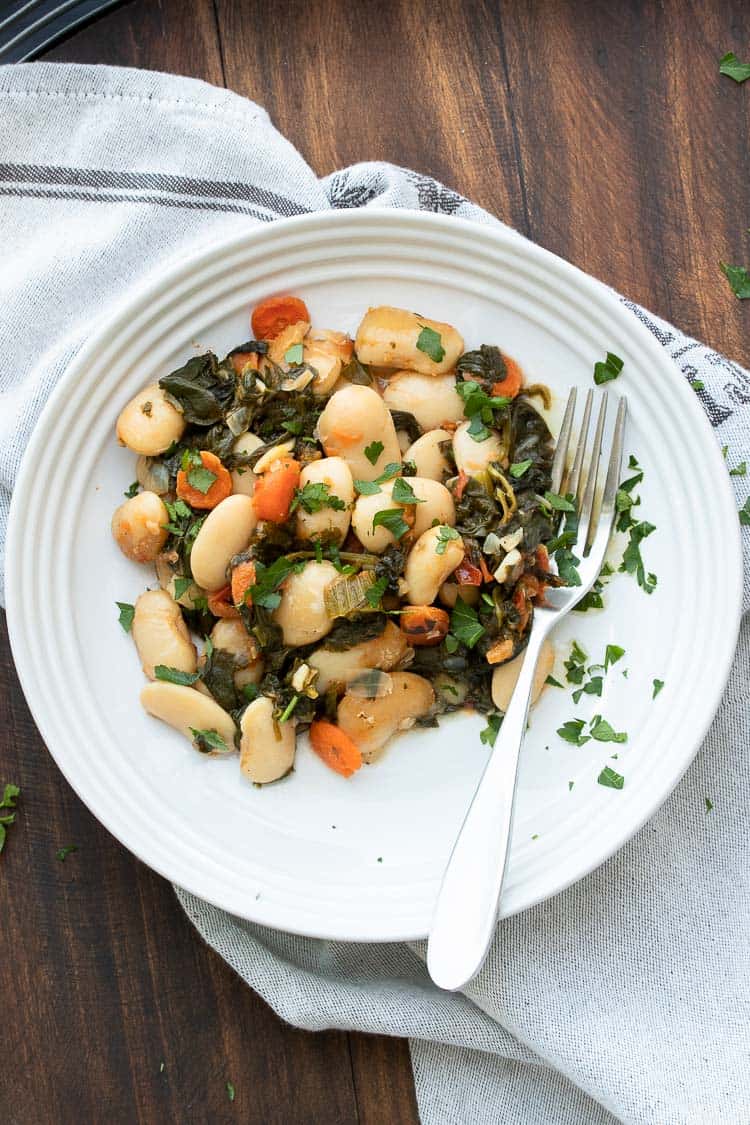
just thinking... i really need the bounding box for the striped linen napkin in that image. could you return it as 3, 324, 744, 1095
2, 63, 748, 1125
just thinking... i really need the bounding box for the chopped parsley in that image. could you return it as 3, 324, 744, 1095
290, 481, 347, 514
509, 459, 532, 478
589, 716, 628, 743
604, 644, 625, 669
543, 490, 576, 512
391, 477, 424, 505
364, 440, 384, 465
365, 576, 389, 607
557, 719, 590, 746
116, 601, 135, 633
226, 1081, 236, 1102
187, 466, 217, 493
154, 665, 201, 686
652, 678, 664, 699
593, 351, 624, 386
730, 461, 747, 477
56, 844, 78, 862
284, 343, 304, 365
739, 497, 750, 526
372, 508, 410, 540
564, 641, 588, 685
456, 380, 511, 442
242, 683, 260, 703
597, 766, 625, 790
0, 783, 20, 855
249, 557, 306, 610
354, 463, 402, 494
545, 674, 564, 689
190, 728, 229, 754
719, 51, 750, 83
444, 634, 459, 654
721, 262, 750, 299
568, 780, 575, 791
435, 525, 460, 555
173, 576, 192, 601
450, 597, 485, 649
416, 325, 445, 364
705, 796, 714, 813
691, 380, 704, 392
124, 481, 140, 498
572, 677, 603, 705
479, 712, 503, 747
620, 521, 657, 593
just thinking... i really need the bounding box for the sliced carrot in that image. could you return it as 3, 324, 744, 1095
176, 451, 232, 510
454, 556, 483, 586
252, 458, 301, 523
400, 606, 450, 646
535, 544, 550, 573
478, 555, 494, 584
309, 719, 362, 778
207, 585, 240, 619
251, 295, 311, 341
230, 351, 260, 376
491, 355, 524, 399
454, 470, 469, 502
231, 560, 256, 607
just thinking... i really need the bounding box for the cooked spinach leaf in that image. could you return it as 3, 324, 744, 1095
159, 353, 235, 425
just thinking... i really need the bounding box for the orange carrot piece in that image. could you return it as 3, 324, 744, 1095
491, 355, 524, 399
252, 458, 301, 523
231, 560, 256, 607
251, 295, 311, 341
309, 720, 362, 778
399, 606, 450, 646
454, 470, 469, 502
454, 556, 483, 586
176, 451, 232, 510
207, 585, 240, 619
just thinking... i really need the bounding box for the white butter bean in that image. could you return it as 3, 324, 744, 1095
491, 640, 555, 713
273, 560, 338, 646
383, 371, 464, 430
309, 621, 409, 692
190, 495, 257, 592
453, 421, 504, 477
131, 589, 196, 680
140, 681, 236, 754
317, 385, 401, 482
111, 491, 168, 563
405, 429, 452, 482
240, 696, 296, 784
230, 432, 264, 496
355, 306, 464, 375
295, 457, 354, 544
404, 525, 464, 605
404, 477, 455, 538
210, 619, 263, 689
438, 581, 480, 608
337, 672, 435, 762
116, 384, 185, 456
351, 481, 412, 553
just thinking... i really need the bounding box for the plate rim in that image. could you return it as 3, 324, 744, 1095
5, 208, 743, 941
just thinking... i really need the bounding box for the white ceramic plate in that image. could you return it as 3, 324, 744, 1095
6, 211, 742, 941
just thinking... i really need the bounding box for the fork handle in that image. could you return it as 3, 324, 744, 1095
426, 626, 549, 991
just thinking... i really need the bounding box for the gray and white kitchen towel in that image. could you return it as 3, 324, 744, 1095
1, 64, 748, 1125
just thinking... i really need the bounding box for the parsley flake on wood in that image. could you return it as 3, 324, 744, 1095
290, 481, 347, 514
652, 678, 664, 699
154, 665, 201, 686
597, 765, 625, 790
364, 440, 384, 465
56, 844, 78, 862
479, 712, 503, 747
720, 262, 750, 299
450, 597, 485, 649
0, 783, 20, 855
593, 351, 624, 386
372, 508, 410, 540
719, 51, 750, 83
416, 325, 446, 363
435, 526, 460, 555
226, 1081, 236, 1102
116, 602, 135, 633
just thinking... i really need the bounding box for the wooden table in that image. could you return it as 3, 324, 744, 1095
1, 2, 747, 1121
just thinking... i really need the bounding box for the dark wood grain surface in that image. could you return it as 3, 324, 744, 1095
2, 1, 748, 1121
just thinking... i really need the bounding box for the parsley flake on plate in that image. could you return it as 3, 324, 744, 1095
364, 440, 384, 466
652, 678, 665, 699
479, 712, 503, 748
597, 765, 625, 790
190, 728, 229, 754
593, 351, 624, 386
557, 719, 590, 746
154, 665, 201, 686
450, 597, 485, 649
589, 716, 628, 743
416, 325, 445, 363
124, 481, 140, 498
604, 644, 625, 669
720, 262, 750, 299
116, 602, 135, 633
719, 51, 750, 83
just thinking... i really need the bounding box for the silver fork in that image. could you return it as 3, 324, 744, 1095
427, 388, 627, 991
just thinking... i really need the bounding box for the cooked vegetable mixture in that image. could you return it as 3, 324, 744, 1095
112, 297, 560, 784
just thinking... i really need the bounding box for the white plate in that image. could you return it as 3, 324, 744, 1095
6, 211, 742, 941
